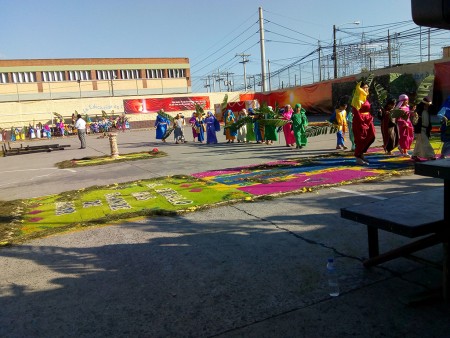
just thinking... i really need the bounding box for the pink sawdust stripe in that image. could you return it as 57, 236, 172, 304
237, 169, 377, 195
192, 160, 297, 179
192, 169, 242, 178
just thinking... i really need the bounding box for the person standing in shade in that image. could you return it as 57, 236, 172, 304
351, 82, 375, 165
411, 97, 436, 161
75, 114, 87, 149
395, 94, 414, 157
379, 97, 398, 155
291, 103, 308, 149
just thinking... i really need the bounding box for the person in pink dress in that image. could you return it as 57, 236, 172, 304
281, 105, 295, 147
396, 94, 414, 157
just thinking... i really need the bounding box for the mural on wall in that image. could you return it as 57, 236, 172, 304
124, 96, 210, 113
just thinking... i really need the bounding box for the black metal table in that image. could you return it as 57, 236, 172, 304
415, 158, 450, 301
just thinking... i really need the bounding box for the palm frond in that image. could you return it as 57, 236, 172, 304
258, 119, 290, 127
305, 123, 339, 138
365, 73, 375, 87
415, 75, 434, 104
162, 127, 175, 140
157, 109, 175, 123
224, 116, 254, 130
220, 94, 228, 112
53, 112, 63, 120
390, 108, 409, 119
194, 103, 205, 115
373, 80, 388, 106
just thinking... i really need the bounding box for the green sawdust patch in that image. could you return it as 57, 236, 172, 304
56, 150, 167, 168
0, 175, 250, 245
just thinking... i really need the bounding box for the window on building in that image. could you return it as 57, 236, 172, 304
145, 69, 164, 79
120, 69, 140, 79
0, 73, 8, 83
96, 70, 117, 80
69, 70, 91, 81
42, 71, 65, 82
166, 69, 186, 78
11, 72, 37, 83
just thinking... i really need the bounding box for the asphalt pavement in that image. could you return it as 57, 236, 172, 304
0, 121, 449, 337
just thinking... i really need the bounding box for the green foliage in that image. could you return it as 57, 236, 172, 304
258, 119, 290, 127
224, 116, 253, 130
194, 103, 205, 116
157, 109, 175, 123
305, 123, 339, 138
390, 108, 409, 119
162, 127, 175, 139
53, 112, 63, 121
220, 94, 228, 112
415, 75, 434, 104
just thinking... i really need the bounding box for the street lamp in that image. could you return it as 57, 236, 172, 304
333, 21, 360, 79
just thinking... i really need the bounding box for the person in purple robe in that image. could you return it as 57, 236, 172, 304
205, 111, 218, 144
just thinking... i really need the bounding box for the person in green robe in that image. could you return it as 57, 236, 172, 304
291, 103, 308, 148
264, 106, 278, 144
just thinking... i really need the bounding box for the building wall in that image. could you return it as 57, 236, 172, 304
0, 91, 239, 129
0, 57, 191, 103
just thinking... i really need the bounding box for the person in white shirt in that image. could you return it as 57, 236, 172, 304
74, 114, 87, 149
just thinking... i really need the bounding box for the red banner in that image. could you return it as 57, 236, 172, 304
124, 96, 210, 114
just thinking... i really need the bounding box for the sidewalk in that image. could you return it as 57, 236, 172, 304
0, 126, 448, 337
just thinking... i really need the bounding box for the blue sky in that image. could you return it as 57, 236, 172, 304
1, 0, 440, 91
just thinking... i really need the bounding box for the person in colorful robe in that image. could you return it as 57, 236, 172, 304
351, 81, 375, 165
189, 112, 199, 142
155, 110, 170, 142
438, 96, 450, 159
205, 111, 219, 144
380, 97, 398, 155
395, 94, 414, 157
193, 112, 205, 143
281, 105, 295, 147
411, 97, 436, 161
291, 103, 308, 149
248, 108, 264, 143
246, 108, 257, 142
264, 106, 278, 145
236, 108, 248, 143
335, 98, 348, 150
223, 109, 237, 143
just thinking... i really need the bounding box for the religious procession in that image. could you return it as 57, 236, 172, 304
153, 76, 450, 166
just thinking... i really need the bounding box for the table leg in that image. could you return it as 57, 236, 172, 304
443, 179, 449, 302
367, 226, 379, 258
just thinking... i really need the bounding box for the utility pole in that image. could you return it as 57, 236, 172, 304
388, 30, 392, 67
267, 59, 271, 91
318, 41, 322, 81
259, 7, 267, 91
236, 53, 250, 90
333, 24, 337, 79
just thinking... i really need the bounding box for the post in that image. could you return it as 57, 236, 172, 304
108, 132, 119, 159
388, 29, 392, 67
333, 24, 337, 79
259, 7, 267, 91
318, 41, 322, 82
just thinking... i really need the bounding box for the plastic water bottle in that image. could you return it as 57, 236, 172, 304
327, 258, 340, 297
